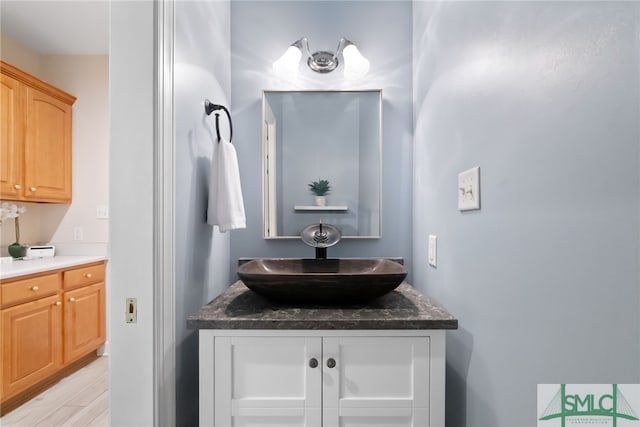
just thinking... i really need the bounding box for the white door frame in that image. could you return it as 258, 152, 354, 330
154, 0, 176, 424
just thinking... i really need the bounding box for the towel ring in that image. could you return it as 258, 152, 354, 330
205, 99, 233, 143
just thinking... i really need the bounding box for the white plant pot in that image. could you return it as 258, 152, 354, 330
315, 196, 326, 206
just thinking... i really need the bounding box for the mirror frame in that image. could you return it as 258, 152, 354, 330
262, 89, 383, 240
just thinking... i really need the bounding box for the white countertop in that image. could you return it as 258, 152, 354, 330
0, 256, 107, 280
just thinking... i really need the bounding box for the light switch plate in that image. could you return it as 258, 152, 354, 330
428, 235, 437, 267
458, 166, 480, 211
96, 205, 109, 219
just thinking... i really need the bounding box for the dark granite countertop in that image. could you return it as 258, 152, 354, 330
187, 281, 458, 330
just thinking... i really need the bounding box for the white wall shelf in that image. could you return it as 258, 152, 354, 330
294, 205, 348, 212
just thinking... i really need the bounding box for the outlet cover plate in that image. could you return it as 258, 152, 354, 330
73, 226, 84, 241
458, 166, 480, 211
428, 235, 437, 267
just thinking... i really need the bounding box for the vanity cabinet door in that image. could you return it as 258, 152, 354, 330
322, 336, 430, 427
213, 336, 322, 427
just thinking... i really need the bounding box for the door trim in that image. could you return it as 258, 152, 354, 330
153, 0, 176, 425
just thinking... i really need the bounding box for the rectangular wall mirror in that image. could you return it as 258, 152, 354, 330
262, 90, 382, 239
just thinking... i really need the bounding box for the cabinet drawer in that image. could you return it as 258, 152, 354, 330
1, 273, 61, 307
63, 263, 105, 290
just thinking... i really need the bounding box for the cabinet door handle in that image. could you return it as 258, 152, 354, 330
31, 285, 40, 291
309, 358, 318, 368
14, 184, 21, 190
84, 273, 92, 279
69, 297, 76, 302
326, 358, 336, 369
55, 301, 62, 306
29, 186, 37, 192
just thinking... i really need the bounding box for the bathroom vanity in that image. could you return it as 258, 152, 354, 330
188, 281, 457, 427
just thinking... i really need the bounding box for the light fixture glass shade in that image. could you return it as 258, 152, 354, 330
273, 45, 302, 77
342, 44, 370, 80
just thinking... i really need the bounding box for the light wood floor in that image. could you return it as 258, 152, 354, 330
1, 356, 108, 427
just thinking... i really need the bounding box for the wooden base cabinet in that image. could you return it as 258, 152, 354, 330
0, 261, 106, 412
199, 330, 446, 427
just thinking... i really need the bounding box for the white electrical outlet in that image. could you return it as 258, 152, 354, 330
458, 166, 480, 211
428, 235, 437, 267
73, 226, 84, 241
126, 298, 137, 323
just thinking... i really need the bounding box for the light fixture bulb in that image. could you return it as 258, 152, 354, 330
273, 45, 302, 78
273, 37, 370, 79
342, 43, 370, 80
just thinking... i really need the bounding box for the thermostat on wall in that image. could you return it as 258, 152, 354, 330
26, 245, 55, 258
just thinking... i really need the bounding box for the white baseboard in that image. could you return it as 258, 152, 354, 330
98, 340, 110, 356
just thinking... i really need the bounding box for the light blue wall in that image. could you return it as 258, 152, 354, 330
230, 1, 413, 276
174, 1, 231, 425
413, 1, 640, 425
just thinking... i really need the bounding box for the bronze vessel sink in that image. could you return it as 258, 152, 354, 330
237, 258, 407, 305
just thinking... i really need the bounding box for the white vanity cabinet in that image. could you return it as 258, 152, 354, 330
207, 334, 321, 427
198, 330, 446, 427
189, 282, 457, 427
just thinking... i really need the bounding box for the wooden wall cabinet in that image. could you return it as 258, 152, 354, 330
0, 73, 24, 200
0, 61, 76, 203
0, 261, 105, 413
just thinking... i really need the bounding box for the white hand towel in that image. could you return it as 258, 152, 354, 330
207, 137, 246, 232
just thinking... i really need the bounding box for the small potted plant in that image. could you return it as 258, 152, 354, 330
1, 202, 27, 258
308, 179, 331, 206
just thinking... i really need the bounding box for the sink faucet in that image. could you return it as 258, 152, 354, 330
313, 223, 329, 259
301, 222, 341, 259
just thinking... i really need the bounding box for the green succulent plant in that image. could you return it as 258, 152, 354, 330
308, 179, 331, 196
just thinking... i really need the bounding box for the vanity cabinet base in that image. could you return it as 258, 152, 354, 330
199, 329, 446, 427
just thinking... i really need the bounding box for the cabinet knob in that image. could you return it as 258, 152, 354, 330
31, 285, 39, 291
55, 301, 62, 306
85, 273, 92, 279
29, 186, 36, 192
69, 297, 76, 302
14, 184, 21, 190
326, 358, 336, 369
309, 358, 318, 368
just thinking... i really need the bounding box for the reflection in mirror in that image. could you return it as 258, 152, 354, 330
262, 90, 382, 239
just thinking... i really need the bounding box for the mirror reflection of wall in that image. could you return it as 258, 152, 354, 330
263, 90, 381, 239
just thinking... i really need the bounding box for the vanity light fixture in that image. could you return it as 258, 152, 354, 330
273, 37, 370, 80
